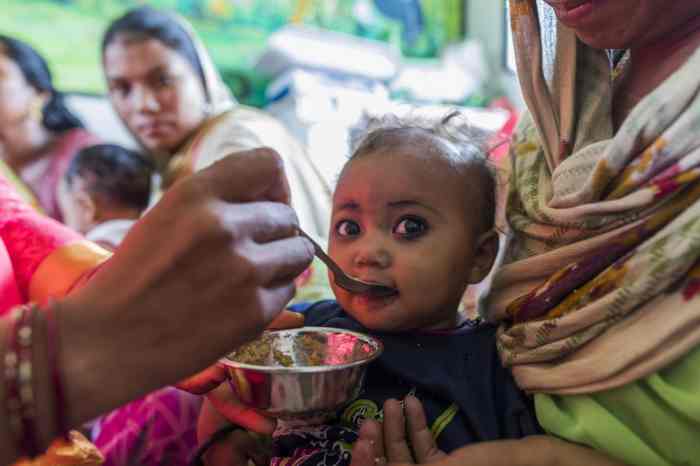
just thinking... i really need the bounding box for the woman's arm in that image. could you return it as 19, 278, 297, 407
402, 436, 627, 466
0, 149, 314, 464
350, 397, 628, 466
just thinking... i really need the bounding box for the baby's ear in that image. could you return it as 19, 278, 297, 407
75, 189, 97, 226
468, 230, 499, 284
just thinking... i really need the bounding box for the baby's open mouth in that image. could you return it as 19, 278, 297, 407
355, 282, 399, 299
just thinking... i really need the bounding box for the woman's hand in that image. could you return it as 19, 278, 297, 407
184, 307, 306, 435
58, 148, 314, 427
351, 397, 628, 466
177, 309, 305, 395
197, 397, 272, 466
205, 383, 276, 434
199, 429, 271, 466
177, 364, 230, 395
351, 396, 446, 466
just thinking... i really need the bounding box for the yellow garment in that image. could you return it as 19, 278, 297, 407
0, 159, 40, 212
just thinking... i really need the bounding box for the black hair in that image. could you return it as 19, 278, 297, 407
65, 144, 153, 212
102, 6, 207, 96
0, 35, 83, 132
348, 111, 497, 234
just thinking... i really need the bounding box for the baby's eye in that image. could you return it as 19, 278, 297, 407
154, 73, 175, 88
394, 217, 428, 239
335, 220, 361, 237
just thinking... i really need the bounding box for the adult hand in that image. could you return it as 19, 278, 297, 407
180, 307, 305, 438
351, 396, 446, 466
177, 309, 305, 395
58, 148, 314, 427
206, 384, 276, 434
196, 389, 273, 466
350, 397, 628, 466
199, 429, 271, 466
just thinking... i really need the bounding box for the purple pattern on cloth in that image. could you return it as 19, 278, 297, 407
510, 215, 667, 323
92, 387, 202, 466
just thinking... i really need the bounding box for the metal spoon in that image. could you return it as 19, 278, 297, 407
297, 229, 397, 297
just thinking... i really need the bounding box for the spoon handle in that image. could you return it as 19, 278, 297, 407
296, 229, 344, 278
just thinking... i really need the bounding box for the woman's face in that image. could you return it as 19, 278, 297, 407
0, 50, 42, 156
103, 37, 207, 154
543, 0, 700, 49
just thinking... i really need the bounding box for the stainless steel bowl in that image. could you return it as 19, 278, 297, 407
220, 327, 383, 423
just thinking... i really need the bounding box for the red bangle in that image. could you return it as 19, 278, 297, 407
46, 300, 69, 439
3, 304, 40, 457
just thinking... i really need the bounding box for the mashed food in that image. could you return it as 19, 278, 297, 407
229, 330, 374, 368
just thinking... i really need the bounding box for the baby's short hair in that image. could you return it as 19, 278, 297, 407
65, 144, 153, 212
348, 111, 497, 233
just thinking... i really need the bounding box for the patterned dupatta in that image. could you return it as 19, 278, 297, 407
485, 0, 700, 394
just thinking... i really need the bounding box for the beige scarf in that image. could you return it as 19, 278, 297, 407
485, 0, 700, 394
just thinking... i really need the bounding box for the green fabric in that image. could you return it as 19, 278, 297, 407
536, 344, 700, 466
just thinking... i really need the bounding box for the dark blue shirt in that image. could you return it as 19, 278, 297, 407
272, 301, 541, 466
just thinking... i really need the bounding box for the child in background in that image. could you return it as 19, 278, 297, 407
58, 143, 152, 250
196, 112, 541, 466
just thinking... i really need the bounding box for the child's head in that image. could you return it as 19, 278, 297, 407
329, 112, 499, 332
58, 143, 152, 234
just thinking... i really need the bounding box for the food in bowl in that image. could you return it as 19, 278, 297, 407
228, 328, 378, 368
220, 327, 383, 422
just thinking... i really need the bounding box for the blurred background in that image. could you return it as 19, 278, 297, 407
2, 0, 520, 185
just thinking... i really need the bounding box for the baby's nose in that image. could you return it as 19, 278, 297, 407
353, 246, 391, 269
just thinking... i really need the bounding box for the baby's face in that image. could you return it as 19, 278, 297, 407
328, 145, 491, 332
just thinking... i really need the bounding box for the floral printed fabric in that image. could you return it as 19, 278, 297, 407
484, 0, 700, 394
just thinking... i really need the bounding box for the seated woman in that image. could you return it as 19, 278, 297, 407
351, 1, 700, 465
99, 14, 333, 461
100, 6, 331, 241
0, 35, 99, 221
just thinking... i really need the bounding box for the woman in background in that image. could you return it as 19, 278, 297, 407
101, 6, 331, 240
0, 35, 98, 221
98, 9, 332, 463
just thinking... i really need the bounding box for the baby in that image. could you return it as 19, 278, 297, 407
58, 143, 152, 250
197, 112, 540, 466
